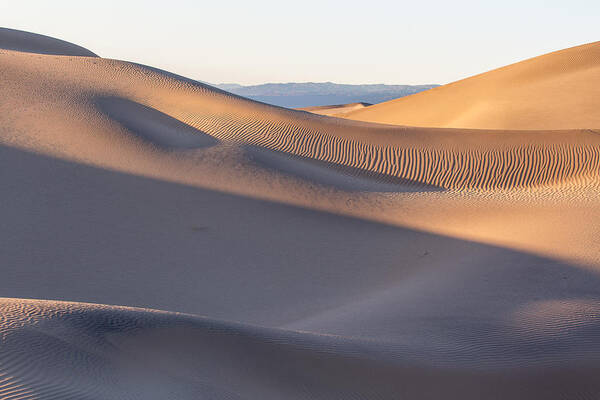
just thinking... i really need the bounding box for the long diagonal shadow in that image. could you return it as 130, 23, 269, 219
96, 96, 219, 149
1, 144, 600, 399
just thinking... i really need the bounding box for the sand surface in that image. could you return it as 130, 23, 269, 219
345, 42, 600, 129
0, 27, 98, 57
297, 102, 372, 116
2, 29, 600, 399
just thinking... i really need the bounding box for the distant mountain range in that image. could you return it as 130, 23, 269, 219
213, 82, 439, 108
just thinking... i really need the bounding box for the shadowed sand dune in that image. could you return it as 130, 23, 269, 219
0, 27, 98, 57
345, 42, 600, 129
96, 97, 219, 149
3, 298, 600, 400
2, 28, 600, 399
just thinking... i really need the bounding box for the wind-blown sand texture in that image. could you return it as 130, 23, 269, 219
1, 28, 600, 399
345, 42, 600, 129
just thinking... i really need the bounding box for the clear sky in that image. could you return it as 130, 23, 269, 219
3, 0, 599, 85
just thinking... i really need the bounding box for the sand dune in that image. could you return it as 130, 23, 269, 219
3, 297, 600, 399
345, 42, 600, 129
2, 46, 598, 191
0, 27, 98, 57
297, 102, 372, 116
2, 28, 600, 399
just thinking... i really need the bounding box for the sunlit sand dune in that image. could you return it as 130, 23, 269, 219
345, 42, 600, 129
2, 28, 600, 399
2, 45, 599, 191
297, 101, 372, 116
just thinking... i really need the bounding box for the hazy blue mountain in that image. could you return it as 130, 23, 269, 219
213, 82, 439, 108
215, 83, 244, 91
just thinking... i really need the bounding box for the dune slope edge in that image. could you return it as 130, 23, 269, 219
0, 27, 98, 57
345, 41, 600, 130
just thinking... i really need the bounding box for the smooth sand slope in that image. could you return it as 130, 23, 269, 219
345, 42, 600, 129
297, 102, 372, 116
2, 29, 600, 399
0, 27, 98, 57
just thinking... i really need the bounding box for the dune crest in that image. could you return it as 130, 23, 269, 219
297, 102, 372, 116
0, 27, 98, 57
345, 41, 600, 130
3, 297, 600, 399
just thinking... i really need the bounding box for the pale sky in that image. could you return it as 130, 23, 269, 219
3, 0, 599, 85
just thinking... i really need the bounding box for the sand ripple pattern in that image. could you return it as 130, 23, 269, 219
3, 52, 599, 191
172, 101, 600, 190
96, 62, 600, 191
3, 298, 600, 400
